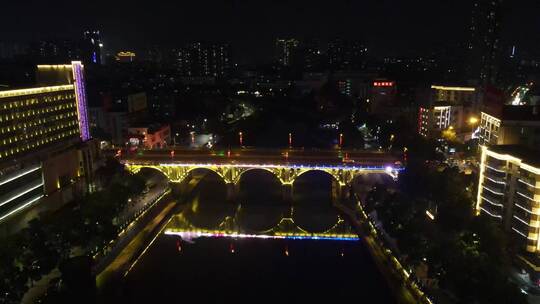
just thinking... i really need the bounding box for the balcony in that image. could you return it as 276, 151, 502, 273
484, 174, 506, 185
480, 203, 503, 219
518, 177, 540, 190
481, 192, 503, 207
514, 200, 540, 216
485, 163, 506, 173
482, 184, 504, 196
516, 190, 535, 202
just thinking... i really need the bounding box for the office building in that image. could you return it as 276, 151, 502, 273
176, 43, 230, 79
370, 80, 397, 115
476, 145, 540, 282
418, 104, 463, 138
417, 85, 477, 138
0, 62, 93, 225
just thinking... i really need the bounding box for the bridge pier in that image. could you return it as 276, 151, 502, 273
332, 184, 352, 205
170, 181, 186, 199
282, 184, 293, 203
226, 182, 239, 202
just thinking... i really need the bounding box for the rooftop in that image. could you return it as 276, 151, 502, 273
483, 105, 540, 122
488, 145, 540, 169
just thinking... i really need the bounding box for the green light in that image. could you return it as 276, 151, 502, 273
217, 151, 225, 157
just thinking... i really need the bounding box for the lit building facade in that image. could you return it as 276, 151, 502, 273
429, 85, 478, 105
128, 124, 170, 149
417, 85, 478, 139
176, 43, 230, 78
479, 107, 540, 146
476, 145, 540, 282
418, 105, 463, 138
0, 62, 91, 224
370, 80, 397, 115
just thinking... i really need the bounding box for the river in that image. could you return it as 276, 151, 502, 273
120, 170, 395, 302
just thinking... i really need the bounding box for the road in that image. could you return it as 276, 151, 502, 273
114, 147, 402, 168
116, 172, 168, 227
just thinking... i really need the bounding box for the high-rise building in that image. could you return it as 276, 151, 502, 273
328, 39, 368, 71
176, 43, 230, 79
479, 107, 540, 146
83, 30, 103, 65
0, 62, 93, 225
479, 84, 540, 146
467, 0, 503, 84
476, 145, 540, 283
275, 39, 299, 67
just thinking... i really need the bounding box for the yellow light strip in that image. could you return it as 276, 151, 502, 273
476, 146, 487, 215
0, 85, 74, 99
37, 64, 72, 69
431, 85, 476, 92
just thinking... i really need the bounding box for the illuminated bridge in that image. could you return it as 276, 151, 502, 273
118, 149, 402, 240
121, 148, 403, 201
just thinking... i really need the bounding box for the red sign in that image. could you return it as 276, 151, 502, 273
373, 81, 394, 87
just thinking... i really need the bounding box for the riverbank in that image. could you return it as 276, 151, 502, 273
335, 201, 433, 304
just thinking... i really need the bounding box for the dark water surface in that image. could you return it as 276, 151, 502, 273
120, 170, 395, 303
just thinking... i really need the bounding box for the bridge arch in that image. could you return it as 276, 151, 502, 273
233, 167, 281, 185
293, 169, 341, 186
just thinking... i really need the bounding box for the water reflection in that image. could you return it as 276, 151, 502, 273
181, 170, 340, 234
292, 171, 339, 233
182, 169, 232, 229
236, 169, 288, 231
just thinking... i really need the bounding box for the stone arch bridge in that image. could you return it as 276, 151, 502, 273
121, 148, 403, 202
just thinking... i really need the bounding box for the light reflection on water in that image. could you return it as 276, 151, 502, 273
182, 170, 341, 233
118, 170, 396, 303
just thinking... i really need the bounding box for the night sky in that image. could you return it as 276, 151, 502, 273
1, 0, 539, 62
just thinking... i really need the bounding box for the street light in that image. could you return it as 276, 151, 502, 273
469, 117, 479, 125
339, 133, 343, 148
239, 132, 243, 146
288, 133, 292, 148
190, 131, 195, 145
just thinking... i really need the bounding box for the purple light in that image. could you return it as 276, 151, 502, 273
71, 61, 90, 141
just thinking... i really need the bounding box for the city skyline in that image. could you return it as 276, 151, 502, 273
1, 0, 539, 62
